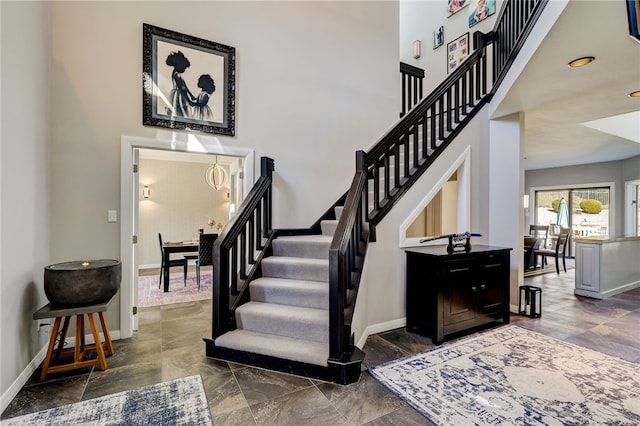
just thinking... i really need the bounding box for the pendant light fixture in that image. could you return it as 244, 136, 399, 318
205, 155, 228, 190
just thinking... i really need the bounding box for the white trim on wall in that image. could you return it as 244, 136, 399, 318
625, 180, 640, 236
398, 146, 471, 248
120, 133, 255, 338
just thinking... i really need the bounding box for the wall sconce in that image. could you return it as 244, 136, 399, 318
523, 194, 529, 209
413, 40, 421, 59
142, 185, 150, 199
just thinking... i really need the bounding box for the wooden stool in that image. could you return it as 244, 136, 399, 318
33, 296, 115, 382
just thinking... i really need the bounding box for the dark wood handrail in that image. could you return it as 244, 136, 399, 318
492, 0, 548, 95
328, 151, 369, 361
212, 157, 275, 338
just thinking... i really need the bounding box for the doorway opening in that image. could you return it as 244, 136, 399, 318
137, 149, 243, 309
120, 134, 255, 338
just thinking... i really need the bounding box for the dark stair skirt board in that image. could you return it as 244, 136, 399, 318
204, 337, 364, 385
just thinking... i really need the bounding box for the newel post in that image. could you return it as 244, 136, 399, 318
261, 157, 275, 178
356, 150, 366, 173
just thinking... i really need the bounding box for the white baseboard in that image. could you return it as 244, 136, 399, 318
0, 345, 48, 414
139, 264, 160, 270
356, 317, 406, 349
0, 330, 121, 414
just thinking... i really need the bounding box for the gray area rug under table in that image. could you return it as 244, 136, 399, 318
3, 375, 213, 425
370, 325, 640, 425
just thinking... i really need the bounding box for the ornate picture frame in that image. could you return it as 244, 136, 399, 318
142, 23, 235, 136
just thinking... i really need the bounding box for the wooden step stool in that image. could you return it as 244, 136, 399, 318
33, 296, 115, 382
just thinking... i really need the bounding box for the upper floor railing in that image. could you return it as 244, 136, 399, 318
400, 62, 425, 118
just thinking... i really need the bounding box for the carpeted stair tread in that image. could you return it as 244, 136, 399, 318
236, 301, 328, 343
215, 329, 329, 366
261, 256, 328, 282
272, 235, 332, 259
250, 277, 328, 309
321, 220, 338, 237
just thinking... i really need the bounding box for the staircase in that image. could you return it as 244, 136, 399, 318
205, 0, 548, 385
215, 208, 341, 367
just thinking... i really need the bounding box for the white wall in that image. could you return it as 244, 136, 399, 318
400, 0, 500, 94
0, 1, 51, 408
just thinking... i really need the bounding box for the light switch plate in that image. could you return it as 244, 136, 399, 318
108, 210, 118, 223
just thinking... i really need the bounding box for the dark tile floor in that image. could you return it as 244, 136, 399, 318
3, 267, 639, 425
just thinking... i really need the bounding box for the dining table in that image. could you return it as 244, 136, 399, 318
523, 236, 543, 270
162, 241, 198, 292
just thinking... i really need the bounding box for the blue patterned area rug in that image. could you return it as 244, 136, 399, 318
3, 375, 213, 425
370, 325, 640, 425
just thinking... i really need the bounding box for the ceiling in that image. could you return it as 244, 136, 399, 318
491, 0, 640, 170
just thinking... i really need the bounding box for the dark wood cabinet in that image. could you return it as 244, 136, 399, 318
405, 245, 511, 344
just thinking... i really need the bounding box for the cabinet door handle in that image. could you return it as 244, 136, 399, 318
471, 286, 477, 292
480, 284, 486, 290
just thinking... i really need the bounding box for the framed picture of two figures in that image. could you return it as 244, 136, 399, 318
142, 23, 236, 136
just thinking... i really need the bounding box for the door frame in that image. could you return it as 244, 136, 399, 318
625, 179, 640, 236
120, 133, 255, 338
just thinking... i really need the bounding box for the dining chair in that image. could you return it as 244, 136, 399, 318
528, 225, 549, 268
158, 233, 188, 289
534, 227, 570, 274
193, 233, 217, 289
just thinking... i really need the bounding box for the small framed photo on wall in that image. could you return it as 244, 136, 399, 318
448, 0, 469, 17
433, 26, 444, 49
447, 33, 469, 73
468, 0, 496, 27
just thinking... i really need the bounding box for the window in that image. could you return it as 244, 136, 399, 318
533, 186, 611, 245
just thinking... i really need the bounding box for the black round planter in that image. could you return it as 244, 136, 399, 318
44, 259, 121, 307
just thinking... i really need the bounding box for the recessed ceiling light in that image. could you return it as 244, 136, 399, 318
629, 91, 640, 97
568, 56, 595, 68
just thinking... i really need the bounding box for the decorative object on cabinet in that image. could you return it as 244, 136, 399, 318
405, 245, 511, 344
420, 232, 481, 253
142, 23, 235, 136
